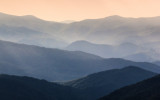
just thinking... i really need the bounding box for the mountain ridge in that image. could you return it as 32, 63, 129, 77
0, 74, 84, 100
0, 40, 159, 81
66, 40, 158, 61
1, 12, 160, 51
99, 74, 160, 100
65, 66, 157, 100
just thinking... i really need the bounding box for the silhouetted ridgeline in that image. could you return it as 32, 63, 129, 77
0, 74, 82, 100
65, 66, 157, 100
0, 66, 157, 100
99, 74, 160, 100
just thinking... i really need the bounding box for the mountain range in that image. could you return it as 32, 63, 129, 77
0, 12, 160, 100
66, 40, 158, 62
0, 12, 160, 50
0, 40, 160, 81
0, 12, 159, 61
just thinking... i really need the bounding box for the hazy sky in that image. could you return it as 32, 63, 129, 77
0, 0, 160, 21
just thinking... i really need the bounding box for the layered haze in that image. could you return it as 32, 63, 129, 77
0, 12, 160, 61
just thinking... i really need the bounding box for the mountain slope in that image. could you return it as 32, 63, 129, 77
99, 74, 160, 100
0, 40, 102, 81
154, 61, 160, 66
124, 53, 154, 62
65, 66, 157, 100
66, 40, 114, 58
0, 12, 67, 48
66, 40, 146, 59
0, 40, 159, 81
0, 74, 83, 100
0, 12, 65, 33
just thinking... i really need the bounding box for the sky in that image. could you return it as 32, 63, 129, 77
0, 0, 160, 21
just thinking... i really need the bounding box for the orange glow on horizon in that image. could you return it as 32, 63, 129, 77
0, 0, 160, 21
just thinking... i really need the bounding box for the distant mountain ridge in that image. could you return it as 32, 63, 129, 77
66, 40, 113, 58
60, 20, 75, 23
0, 12, 160, 51
0, 12, 67, 48
124, 53, 154, 62
66, 40, 158, 62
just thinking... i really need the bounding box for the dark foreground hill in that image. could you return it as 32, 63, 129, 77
0, 74, 84, 100
99, 74, 160, 100
0, 67, 157, 100
65, 66, 157, 100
